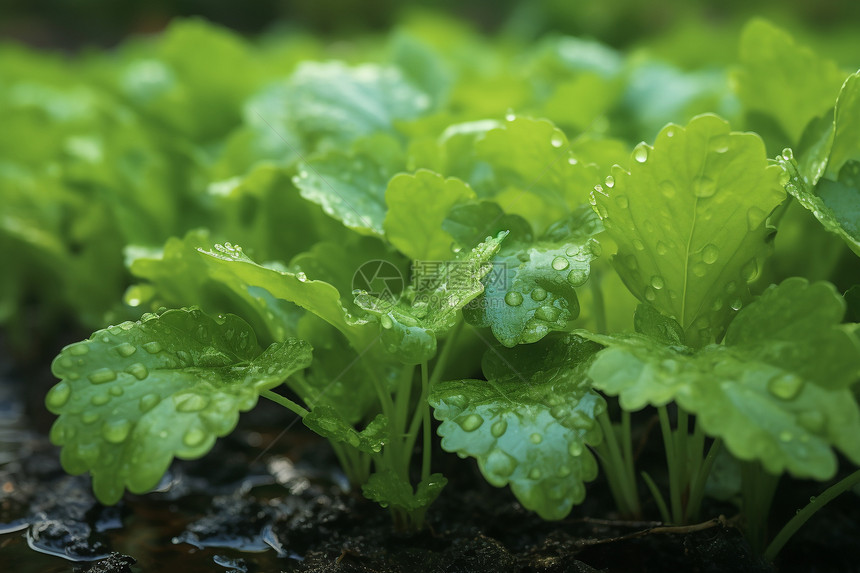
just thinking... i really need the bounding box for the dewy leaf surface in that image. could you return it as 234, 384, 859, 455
430, 334, 606, 520
734, 19, 847, 144
384, 169, 476, 261
355, 232, 507, 363
46, 308, 312, 504
196, 243, 377, 350
582, 278, 860, 480
591, 114, 785, 347
464, 206, 602, 347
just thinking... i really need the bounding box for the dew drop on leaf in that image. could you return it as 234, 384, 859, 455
490, 419, 507, 438
485, 449, 516, 478
82, 412, 99, 424
659, 180, 676, 198
730, 298, 743, 311
91, 393, 110, 406
458, 414, 484, 432
567, 269, 588, 286
709, 135, 730, 154
633, 144, 649, 163
530, 433, 543, 444
767, 374, 804, 400
604, 175, 615, 188
175, 393, 210, 413
504, 291, 523, 306
741, 258, 759, 281
550, 132, 564, 148
380, 314, 394, 329
183, 428, 206, 447
779, 430, 794, 442
781, 148, 794, 161
798, 411, 825, 434
692, 262, 707, 277
632, 239, 645, 251
88, 368, 117, 385
567, 156, 578, 165
528, 468, 542, 480
656, 241, 669, 255
143, 341, 163, 354
535, 306, 560, 322
114, 343, 136, 357
139, 393, 161, 413
125, 363, 148, 380
650, 276, 665, 290
644, 286, 657, 301
551, 256, 569, 271
46, 383, 71, 409
530, 288, 547, 302
102, 420, 132, 444
693, 176, 716, 198
568, 442, 583, 456
699, 244, 719, 265
69, 344, 90, 356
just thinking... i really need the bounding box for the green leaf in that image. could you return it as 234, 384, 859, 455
442, 200, 533, 251
384, 169, 476, 261
303, 407, 388, 454
475, 117, 602, 234
591, 114, 786, 347
734, 18, 847, 144
430, 334, 606, 520
293, 134, 404, 237
779, 152, 860, 257
582, 278, 860, 480
46, 308, 312, 504
829, 73, 860, 178
633, 303, 685, 346
355, 232, 508, 363
464, 206, 602, 347
197, 243, 377, 351
362, 470, 447, 513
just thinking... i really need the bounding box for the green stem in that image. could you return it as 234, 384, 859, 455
420, 361, 431, 482
589, 267, 608, 334
741, 461, 780, 554
597, 410, 640, 517
260, 389, 309, 417
765, 469, 860, 561
685, 437, 722, 523
657, 405, 683, 524
642, 471, 672, 524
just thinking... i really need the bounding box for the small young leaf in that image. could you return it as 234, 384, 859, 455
464, 206, 602, 347
430, 334, 606, 520
362, 470, 447, 513
591, 114, 785, 347
633, 303, 685, 346
303, 407, 388, 454
46, 308, 312, 504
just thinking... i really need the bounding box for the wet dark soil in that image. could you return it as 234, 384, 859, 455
2, 341, 859, 573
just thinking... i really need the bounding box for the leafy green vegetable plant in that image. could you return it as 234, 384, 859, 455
11, 11, 858, 559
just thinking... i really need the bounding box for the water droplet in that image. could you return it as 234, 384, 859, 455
115, 343, 136, 357
551, 256, 569, 271
530, 433, 543, 444
615, 195, 629, 208
654, 241, 669, 255
139, 394, 161, 413
176, 394, 209, 413
550, 132, 565, 148
593, 183, 607, 197
82, 412, 99, 425
504, 291, 523, 306
781, 148, 794, 161
693, 176, 716, 198
567, 269, 588, 286
567, 157, 578, 165
604, 175, 615, 188
183, 428, 206, 447
712, 298, 724, 311
692, 263, 707, 277
505, 110, 516, 122
459, 414, 484, 432
535, 306, 560, 322
702, 244, 719, 264
633, 144, 649, 163
741, 259, 759, 282
644, 286, 657, 301
730, 298, 743, 311
623, 255, 638, 271
46, 383, 71, 409
380, 315, 394, 329
490, 419, 507, 438
69, 344, 90, 356
665, 127, 676, 138
143, 342, 162, 354
767, 374, 804, 400
550, 405, 569, 419
531, 288, 547, 302
650, 276, 665, 290
632, 239, 645, 251
710, 135, 730, 154
594, 203, 608, 218
779, 170, 790, 186
568, 442, 583, 456
528, 468, 542, 480
296, 272, 308, 282
176, 350, 191, 365
91, 393, 111, 406
88, 368, 117, 385
102, 420, 131, 444
485, 449, 516, 478
659, 180, 676, 198
779, 430, 793, 442
725, 281, 738, 293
